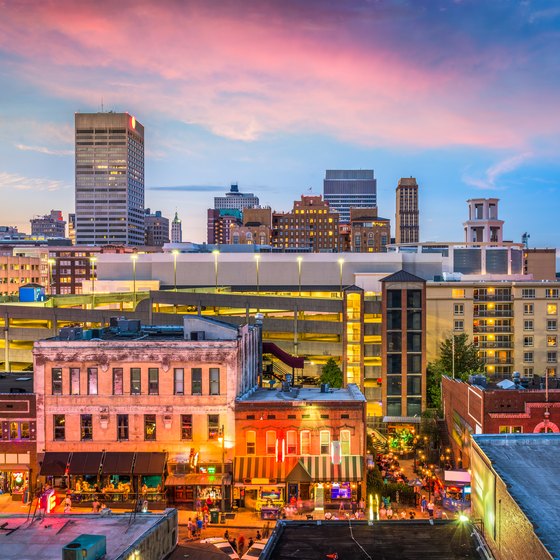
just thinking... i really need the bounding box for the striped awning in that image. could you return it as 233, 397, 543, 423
234, 456, 297, 483
298, 456, 363, 482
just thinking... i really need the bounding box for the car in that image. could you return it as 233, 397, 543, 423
200, 537, 239, 559
242, 538, 269, 559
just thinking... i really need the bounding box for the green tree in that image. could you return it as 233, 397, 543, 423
319, 357, 343, 388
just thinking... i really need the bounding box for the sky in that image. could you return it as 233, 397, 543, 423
0, 0, 559, 249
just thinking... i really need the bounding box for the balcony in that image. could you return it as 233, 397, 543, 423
474, 310, 513, 318
473, 326, 513, 333
475, 341, 513, 349
473, 294, 512, 302
483, 357, 513, 365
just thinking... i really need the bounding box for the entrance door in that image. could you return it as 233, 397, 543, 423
288, 483, 298, 501
314, 485, 325, 510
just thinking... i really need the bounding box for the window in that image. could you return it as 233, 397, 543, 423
148, 368, 159, 395
52, 368, 63, 395
53, 415, 65, 441
246, 431, 256, 455
547, 367, 557, 377
523, 336, 534, 347
524, 320, 534, 331
522, 288, 535, 299
547, 304, 557, 315
287, 430, 297, 455
523, 352, 534, 363
320, 430, 330, 455
130, 368, 141, 394
87, 368, 98, 395
181, 415, 193, 440
117, 414, 129, 441
113, 368, 124, 395
454, 320, 464, 332
547, 319, 558, 331
208, 414, 220, 440
174, 368, 184, 395
81, 414, 93, 440
192, 368, 202, 395
547, 352, 557, 364
144, 415, 156, 440
70, 368, 80, 395
546, 288, 559, 299
548, 336, 557, 347
300, 431, 311, 455
9, 421, 30, 440
340, 430, 350, 456
209, 368, 220, 395
452, 289, 465, 299
266, 430, 276, 454
454, 304, 464, 316
523, 303, 534, 315
499, 426, 522, 434
523, 367, 534, 377
407, 376, 422, 395
387, 376, 402, 396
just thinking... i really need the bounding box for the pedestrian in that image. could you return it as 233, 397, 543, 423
64, 494, 72, 513
92, 498, 101, 513
224, 529, 229, 540
248, 537, 254, 549
386, 505, 394, 520
379, 504, 387, 519
256, 530, 262, 541
229, 538, 237, 552
427, 501, 435, 518
238, 534, 245, 556
196, 516, 203, 537
421, 496, 427, 513
400, 510, 406, 520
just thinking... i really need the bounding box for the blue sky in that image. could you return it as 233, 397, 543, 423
0, 0, 559, 250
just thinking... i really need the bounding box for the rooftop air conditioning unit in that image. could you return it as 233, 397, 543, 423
62, 534, 106, 560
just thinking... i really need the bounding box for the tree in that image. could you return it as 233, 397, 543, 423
320, 357, 343, 388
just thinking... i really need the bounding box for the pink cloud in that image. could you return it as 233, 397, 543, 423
0, 1, 556, 150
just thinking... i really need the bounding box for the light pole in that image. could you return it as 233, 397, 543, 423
219, 425, 225, 512
172, 250, 179, 291
130, 254, 138, 307
89, 256, 97, 309
47, 258, 56, 295
212, 250, 220, 291
297, 256, 303, 295
254, 254, 261, 292
338, 258, 344, 296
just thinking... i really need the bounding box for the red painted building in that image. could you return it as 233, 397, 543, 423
442, 375, 560, 468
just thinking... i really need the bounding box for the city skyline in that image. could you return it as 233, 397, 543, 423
0, 1, 559, 249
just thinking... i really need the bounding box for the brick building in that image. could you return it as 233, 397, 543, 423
348, 208, 390, 253
442, 375, 560, 468
0, 374, 36, 496
0, 254, 43, 297
234, 384, 366, 512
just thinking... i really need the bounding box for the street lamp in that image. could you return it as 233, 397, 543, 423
89, 256, 97, 309
297, 256, 303, 295
254, 254, 261, 292
212, 250, 220, 291
130, 254, 138, 306
47, 258, 56, 295
172, 250, 179, 291
218, 425, 226, 513
337, 258, 344, 296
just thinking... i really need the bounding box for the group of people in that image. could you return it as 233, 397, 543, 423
377, 453, 409, 485
224, 530, 261, 556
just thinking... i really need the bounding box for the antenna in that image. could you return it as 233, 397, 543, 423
101, 97, 104, 112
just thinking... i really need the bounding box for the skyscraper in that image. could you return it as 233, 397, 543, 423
75, 112, 145, 246
323, 169, 377, 223
171, 211, 182, 243
144, 209, 170, 246
395, 177, 419, 244
30, 210, 66, 238
214, 184, 259, 210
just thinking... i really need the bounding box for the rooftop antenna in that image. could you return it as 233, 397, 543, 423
101, 97, 104, 112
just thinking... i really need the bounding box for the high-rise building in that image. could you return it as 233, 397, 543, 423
171, 211, 182, 243
144, 209, 170, 246
68, 213, 76, 245
349, 208, 391, 253
30, 210, 66, 238
464, 198, 503, 244
214, 184, 259, 211
207, 209, 242, 244
75, 112, 145, 246
323, 169, 377, 223
395, 177, 419, 244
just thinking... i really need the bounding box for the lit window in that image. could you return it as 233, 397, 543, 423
548, 336, 557, 347
286, 430, 297, 455
246, 431, 256, 455
266, 430, 276, 455
452, 289, 465, 299
340, 430, 351, 456
547, 304, 557, 315
300, 430, 311, 455
320, 430, 330, 455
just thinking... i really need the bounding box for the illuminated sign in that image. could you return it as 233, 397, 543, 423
207, 466, 216, 474
131, 116, 136, 129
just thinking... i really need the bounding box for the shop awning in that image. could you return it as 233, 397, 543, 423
298, 456, 363, 482
133, 452, 167, 475
39, 452, 71, 476
382, 416, 422, 424
234, 456, 298, 483
101, 452, 135, 475
68, 452, 103, 476
165, 473, 229, 486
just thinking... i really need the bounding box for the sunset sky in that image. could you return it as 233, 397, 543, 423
0, 0, 559, 248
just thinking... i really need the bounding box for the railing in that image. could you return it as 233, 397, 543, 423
474, 326, 513, 333
476, 342, 513, 348
474, 310, 513, 318
473, 294, 512, 302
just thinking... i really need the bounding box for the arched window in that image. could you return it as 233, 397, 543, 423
286, 430, 297, 455
300, 430, 311, 455
340, 430, 351, 456
266, 430, 276, 454
320, 430, 330, 455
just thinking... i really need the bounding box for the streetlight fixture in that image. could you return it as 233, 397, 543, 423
89, 256, 97, 309
218, 425, 226, 513
130, 254, 138, 306
212, 250, 220, 291
296, 256, 303, 295
254, 254, 261, 292
47, 258, 56, 295
172, 250, 179, 291
337, 258, 345, 296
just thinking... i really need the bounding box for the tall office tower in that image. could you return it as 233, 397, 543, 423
75, 112, 145, 246
67, 213, 76, 244
323, 169, 377, 223
144, 209, 170, 246
214, 184, 259, 210
30, 210, 66, 238
171, 211, 182, 243
395, 177, 419, 244
464, 198, 503, 244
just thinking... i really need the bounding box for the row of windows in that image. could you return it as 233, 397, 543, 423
452, 288, 560, 300
523, 352, 557, 364
51, 367, 221, 396
3, 421, 31, 440
523, 335, 557, 347
245, 429, 351, 456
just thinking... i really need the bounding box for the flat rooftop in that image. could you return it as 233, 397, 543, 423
267, 521, 483, 560
0, 511, 174, 560
238, 384, 366, 404
473, 433, 560, 559
0, 374, 33, 394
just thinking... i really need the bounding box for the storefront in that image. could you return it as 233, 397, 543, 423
39, 451, 71, 489
0, 455, 30, 500
439, 469, 471, 512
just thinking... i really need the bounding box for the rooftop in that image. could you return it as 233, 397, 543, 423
267, 521, 483, 560
0, 511, 175, 560
238, 384, 366, 404
0, 373, 33, 394
473, 433, 560, 559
